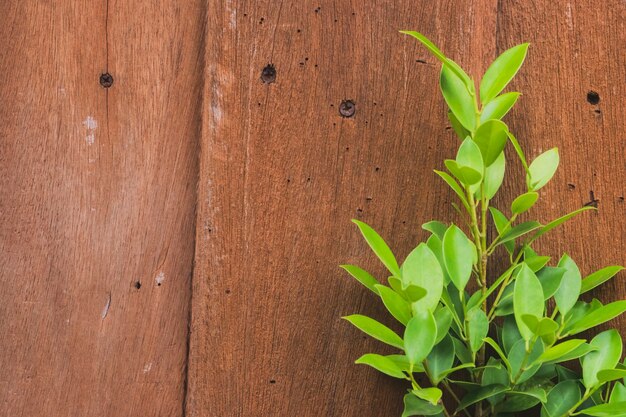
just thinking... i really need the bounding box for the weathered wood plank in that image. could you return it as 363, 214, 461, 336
188, 1, 496, 415
0, 1, 203, 415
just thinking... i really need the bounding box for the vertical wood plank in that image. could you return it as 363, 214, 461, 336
189, 1, 496, 415
0, 1, 204, 415
495, 0, 626, 323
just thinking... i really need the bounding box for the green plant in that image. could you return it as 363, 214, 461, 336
341, 32, 626, 417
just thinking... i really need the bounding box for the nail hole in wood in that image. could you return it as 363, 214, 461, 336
261, 64, 276, 84
339, 100, 356, 118
587, 91, 600, 105
100, 73, 114, 88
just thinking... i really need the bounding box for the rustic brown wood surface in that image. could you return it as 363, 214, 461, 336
1, 1, 625, 416
0, 0, 203, 415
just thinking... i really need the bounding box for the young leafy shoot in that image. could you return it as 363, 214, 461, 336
340, 31, 625, 417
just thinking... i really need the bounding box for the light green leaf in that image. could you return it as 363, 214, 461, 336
522, 315, 559, 336
457, 385, 510, 412
427, 335, 455, 383
537, 266, 566, 300
490, 207, 514, 254
472, 119, 509, 166
445, 160, 482, 186
508, 339, 544, 383
434, 306, 453, 344
499, 221, 542, 245
577, 402, 626, 416
352, 220, 400, 277
507, 131, 529, 171
568, 300, 626, 335
402, 244, 444, 312
581, 266, 625, 294
343, 314, 404, 349
375, 285, 412, 325
434, 170, 472, 212
422, 221, 448, 240
597, 369, 626, 384
527, 148, 559, 191
399, 31, 447, 62
413, 387, 443, 405
532, 206, 596, 242
610, 382, 626, 403
514, 264, 544, 341
500, 388, 546, 412
484, 337, 512, 371
457, 137, 485, 177
448, 110, 470, 140
404, 310, 437, 366
387, 354, 424, 373
582, 329, 623, 388
355, 354, 406, 379
554, 254, 581, 316
442, 225, 476, 291
484, 151, 506, 200
525, 255, 551, 272
511, 191, 539, 215
402, 393, 444, 416
480, 43, 529, 104
541, 380, 581, 417
467, 308, 489, 353
340, 265, 380, 295
534, 339, 588, 365
441, 65, 476, 131
481, 92, 521, 122
453, 336, 473, 364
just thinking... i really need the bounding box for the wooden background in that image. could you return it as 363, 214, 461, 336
0, 1, 624, 416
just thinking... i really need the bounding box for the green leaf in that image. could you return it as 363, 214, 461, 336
442, 225, 476, 291
453, 337, 473, 364
525, 255, 551, 272
507, 131, 529, 171
375, 285, 412, 325
582, 329, 623, 388
582, 266, 625, 294
577, 402, 626, 416
441, 65, 476, 131
514, 264, 545, 341
541, 380, 581, 417
340, 265, 380, 295
427, 335, 455, 383
448, 110, 470, 140
500, 389, 546, 412
482, 359, 509, 405
434, 306, 453, 344
481, 92, 520, 122
610, 382, 626, 403
355, 353, 406, 379
386, 354, 424, 373
352, 220, 400, 277
537, 266, 566, 299
467, 308, 489, 353
402, 244, 444, 312
522, 315, 559, 336
457, 385, 510, 412
508, 339, 544, 383
554, 255, 581, 316
499, 221, 542, 245
484, 337, 512, 371
532, 206, 596, 242
434, 170, 472, 212
527, 148, 559, 191
457, 137, 485, 177
597, 369, 626, 384
484, 151, 506, 200
402, 393, 444, 417
445, 160, 482, 186
502, 315, 522, 355
472, 119, 509, 166
480, 43, 529, 104
404, 310, 437, 367
422, 221, 448, 240
343, 314, 404, 349
490, 207, 514, 254
568, 301, 626, 335
399, 31, 447, 62
511, 191, 539, 215
427, 234, 451, 286
534, 339, 588, 365
413, 387, 443, 405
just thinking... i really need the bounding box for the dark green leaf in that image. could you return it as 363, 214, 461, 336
509, 339, 544, 384
448, 110, 470, 140
457, 385, 510, 412
427, 335, 455, 383
537, 267, 566, 300
541, 380, 581, 417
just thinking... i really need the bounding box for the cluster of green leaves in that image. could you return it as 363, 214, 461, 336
341, 32, 626, 417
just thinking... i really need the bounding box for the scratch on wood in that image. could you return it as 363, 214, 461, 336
155, 271, 165, 286
101, 292, 111, 320
82, 116, 98, 145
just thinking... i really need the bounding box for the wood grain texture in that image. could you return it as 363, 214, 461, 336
495, 0, 626, 320
0, 1, 203, 415
188, 1, 496, 416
